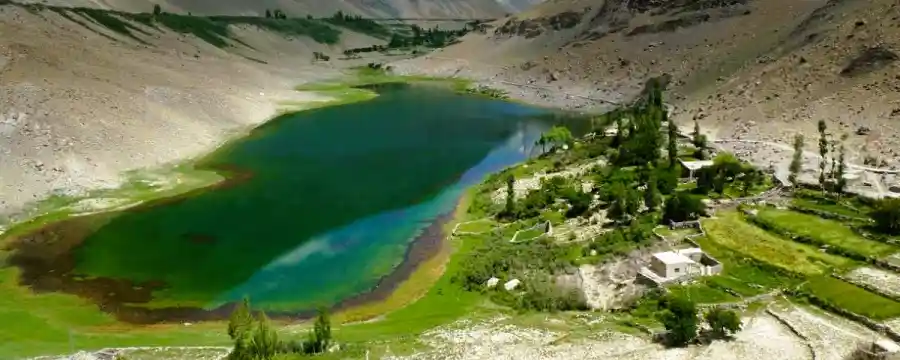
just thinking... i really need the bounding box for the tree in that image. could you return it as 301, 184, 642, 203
312, 307, 332, 353
739, 169, 759, 197
504, 174, 516, 217
667, 116, 678, 168
613, 110, 624, 147
692, 119, 703, 148
659, 296, 698, 346
871, 198, 900, 235
836, 134, 848, 194
655, 165, 679, 195
265, 9, 272, 18
818, 120, 828, 189
705, 307, 742, 338
788, 134, 804, 187
644, 163, 661, 211
250, 313, 279, 360
227, 298, 255, 360
663, 192, 706, 223
153, 4, 162, 15
228, 297, 254, 341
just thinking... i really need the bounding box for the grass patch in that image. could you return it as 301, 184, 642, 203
0, 268, 227, 359
654, 226, 700, 241
692, 235, 800, 295
801, 276, 900, 320
756, 208, 895, 257
791, 197, 868, 219
702, 211, 851, 275
668, 283, 738, 304
455, 219, 497, 234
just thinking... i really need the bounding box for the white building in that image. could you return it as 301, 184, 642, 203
639, 247, 723, 285
678, 159, 715, 180
649, 251, 696, 279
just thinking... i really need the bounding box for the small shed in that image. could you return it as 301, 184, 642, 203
650, 251, 696, 280
486, 277, 500, 288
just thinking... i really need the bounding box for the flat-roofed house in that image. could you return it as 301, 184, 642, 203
650, 251, 696, 280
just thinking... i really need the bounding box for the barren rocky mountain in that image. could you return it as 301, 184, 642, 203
0, 3, 392, 217
392, 0, 900, 175
14, 0, 540, 18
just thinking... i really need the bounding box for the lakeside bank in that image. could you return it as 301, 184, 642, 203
0, 69, 560, 358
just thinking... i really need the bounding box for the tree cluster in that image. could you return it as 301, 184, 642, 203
694, 152, 763, 197
227, 299, 333, 359
388, 25, 468, 49
657, 296, 742, 346
264, 9, 287, 19
535, 126, 574, 153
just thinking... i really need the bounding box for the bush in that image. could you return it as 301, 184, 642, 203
658, 295, 698, 346
704, 307, 742, 338
871, 198, 900, 235
663, 192, 706, 223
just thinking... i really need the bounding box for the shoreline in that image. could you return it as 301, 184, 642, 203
0, 72, 500, 327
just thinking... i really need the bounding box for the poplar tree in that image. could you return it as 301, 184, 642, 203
504, 174, 516, 217
817, 120, 828, 189
250, 313, 279, 360
789, 134, 804, 187
667, 115, 678, 168
836, 134, 848, 194
644, 163, 661, 211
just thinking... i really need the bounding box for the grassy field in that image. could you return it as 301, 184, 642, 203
455, 218, 497, 234
693, 235, 800, 296
702, 212, 852, 275
756, 208, 896, 257
791, 198, 868, 219
654, 226, 701, 241
802, 276, 900, 320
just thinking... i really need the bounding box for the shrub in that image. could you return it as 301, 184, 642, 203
871, 198, 900, 235
663, 192, 706, 223
658, 295, 698, 346
704, 307, 742, 338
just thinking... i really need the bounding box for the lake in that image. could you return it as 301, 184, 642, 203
5, 82, 580, 323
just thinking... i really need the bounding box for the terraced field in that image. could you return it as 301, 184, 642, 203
755, 209, 896, 257
701, 212, 852, 275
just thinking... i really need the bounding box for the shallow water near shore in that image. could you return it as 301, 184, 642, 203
4, 82, 583, 322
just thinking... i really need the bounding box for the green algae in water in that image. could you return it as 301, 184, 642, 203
8, 83, 572, 316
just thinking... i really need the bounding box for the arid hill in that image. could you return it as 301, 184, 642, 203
0, 3, 395, 217
392, 0, 900, 174
12, 0, 540, 18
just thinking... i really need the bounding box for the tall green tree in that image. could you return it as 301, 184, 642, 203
663, 192, 705, 223
504, 174, 516, 217
250, 313, 279, 360
705, 308, 742, 338
836, 134, 848, 194
667, 116, 678, 168
227, 298, 255, 360
228, 297, 254, 341
153, 4, 162, 15
265, 9, 272, 18
692, 119, 703, 148
818, 120, 828, 189
739, 170, 759, 197
644, 163, 661, 211
659, 296, 698, 346
313, 307, 333, 353
788, 134, 804, 187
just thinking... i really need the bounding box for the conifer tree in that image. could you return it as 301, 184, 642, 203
667, 115, 678, 168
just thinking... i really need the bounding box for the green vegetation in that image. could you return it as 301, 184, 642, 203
754, 208, 895, 257
871, 198, 900, 235
226, 299, 332, 359
702, 212, 851, 274
788, 134, 804, 186
704, 307, 742, 339
800, 276, 900, 320
659, 296, 698, 346
324, 11, 391, 38
20, 3, 343, 48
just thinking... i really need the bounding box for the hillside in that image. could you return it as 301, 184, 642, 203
12, 0, 541, 18
391, 0, 900, 179
0, 2, 400, 217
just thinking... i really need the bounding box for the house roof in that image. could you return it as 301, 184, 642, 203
652, 251, 696, 265
677, 248, 703, 256
679, 159, 715, 171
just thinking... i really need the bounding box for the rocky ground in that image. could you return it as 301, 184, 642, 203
385, 300, 881, 360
